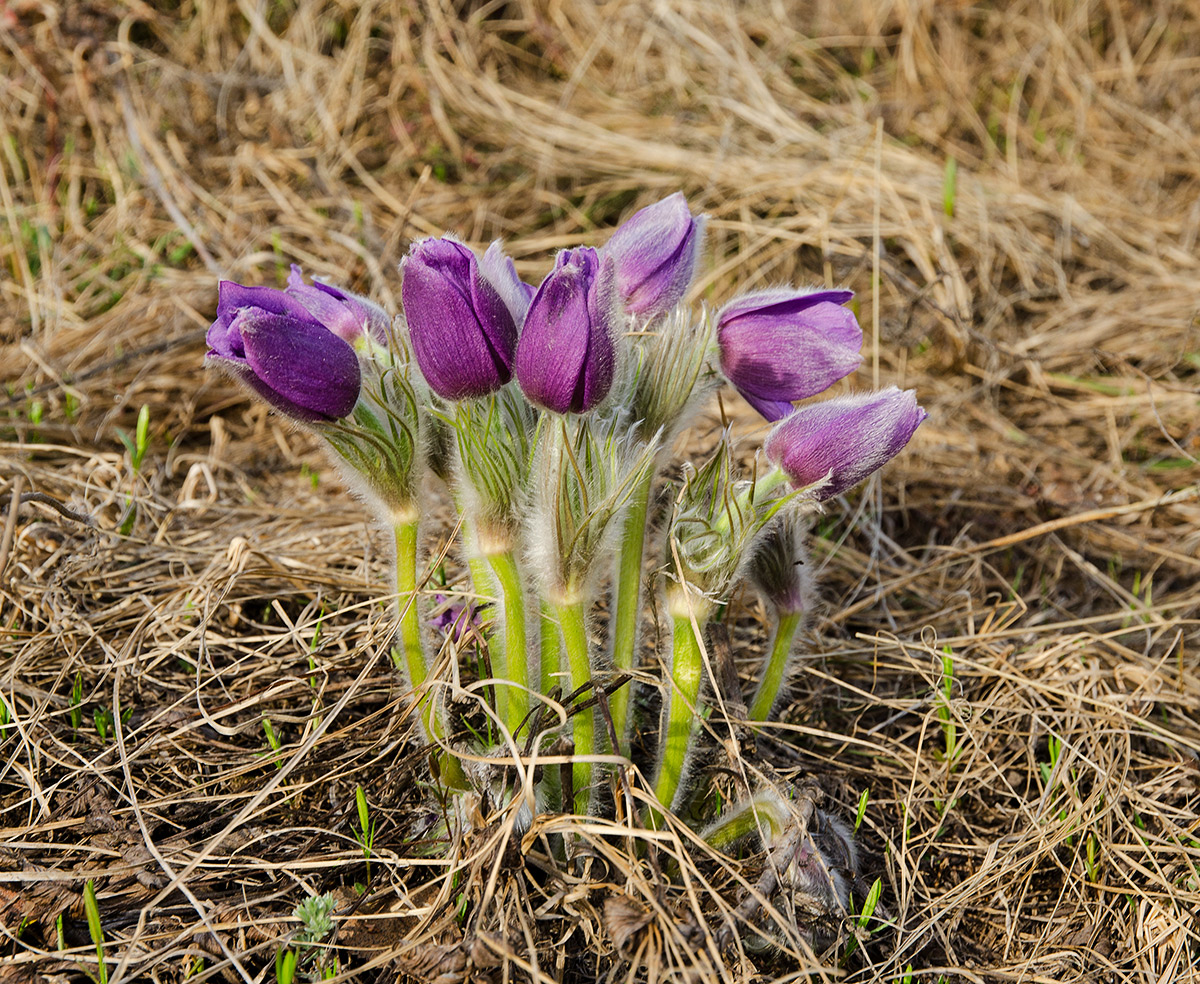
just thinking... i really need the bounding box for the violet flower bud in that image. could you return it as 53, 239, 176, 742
514, 246, 618, 414
401, 238, 520, 401
481, 241, 534, 327
717, 288, 863, 422
604, 192, 705, 318
764, 387, 926, 500
206, 281, 361, 422
285, 265, 390, 346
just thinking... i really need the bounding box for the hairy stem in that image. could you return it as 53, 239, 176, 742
653, 603, 710, 815
609, 473, 652, 750
748, 609, 803, 721
395, 516, 468, 788
486, 547, 530, 735
394, 517, 427, 698
555, 597, 595, 814
540, 601, 561, 699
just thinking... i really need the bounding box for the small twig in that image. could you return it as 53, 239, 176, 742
20, 492, 95, 527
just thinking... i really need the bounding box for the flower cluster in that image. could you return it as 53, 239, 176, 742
205, 192, 925, 829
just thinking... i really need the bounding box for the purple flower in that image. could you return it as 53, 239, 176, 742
764, 387, 926, 500
603, 192, 705, 318
206, 281, 361, 422
481, 241, 535, 327
285, 265, 390, 345
514, 246, 618, 414
717, 288, 863, 421
430, 594, 480, 646
402, 238, 521, 400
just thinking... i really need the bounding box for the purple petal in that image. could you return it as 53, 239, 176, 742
205, 353, 338, 423
515, 247, 615, 414
403, 238, 517, 400
718, 287, 853, 323
286, 265, 391, 344
210, 281, 312, 358
481, 241, 535, 327
718, 289, 863, 420
236, 310, 361, 420
764, 388, 926, 499
580, 253, 618, 411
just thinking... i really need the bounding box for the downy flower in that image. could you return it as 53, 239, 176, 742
604, 192, 705, 319
402, 237, 521, 401
764, 387, 926, 500
717, 288, 863, 421
206, 280, 361, 422
285, 265, 391, 347
514, 246, 619, 414
481, 241, 535, 327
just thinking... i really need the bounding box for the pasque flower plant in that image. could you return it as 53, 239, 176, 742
205, 193, 924, 930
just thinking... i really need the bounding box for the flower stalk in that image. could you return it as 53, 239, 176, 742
483, 542, 531, 735
554, 595, 597, 815
748, 609, 803, 722
652, 587, 714, 815
608, 472, 652, 743
390, 509, 446, 750
747, 511, 814, 721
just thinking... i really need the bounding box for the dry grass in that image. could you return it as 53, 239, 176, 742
2, 1, 1199, 981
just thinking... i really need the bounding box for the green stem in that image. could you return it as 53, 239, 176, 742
748, 609, 802, 721
653, 606, 709, 815
395, 516, 467, 789
610, 473, 652, 748
486, 548, 529, 735
459, 518, 498, 723
394, 517, 427, 695
540, 601, 560, 697
555, 598, 595, 814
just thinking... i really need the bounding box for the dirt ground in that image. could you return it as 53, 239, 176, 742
2, 2, 1198, 982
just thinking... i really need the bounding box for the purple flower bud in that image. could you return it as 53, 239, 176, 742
481, 241, 534, 327
764, 387, 926, 500
402, 238, 519, 400
285, 265, 390, 345
514, 246, 618, 414
717, 288, 863, 421
206, 280, 361, 422
604, 192, 705, 318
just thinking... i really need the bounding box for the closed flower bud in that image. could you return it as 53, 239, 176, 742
206, 281, 361, 422
604, 192, 705, 318
718, 288, 863, 421
764, 387, 926, 500
514, 246, 618, 414
402, 237, 520, 401
284, 265, 390, 346
481, 241, 535, 327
